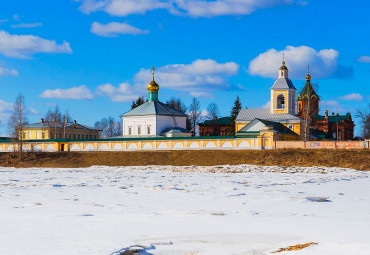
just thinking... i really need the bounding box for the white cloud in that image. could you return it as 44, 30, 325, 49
0, 65, 18, 76
200, 109, 208, 116
0, 30, 72, 58
190, 91, 215, 98
91, 22, 149, 37
40, 85, 94, 100
320, 100, 347, 114
171, 0, 307, 18
0, 99, 14, 122
339, 93, 364, 101
249, 45, 353, 79
95, 82, 140, 102
76, 0, 306, 18
261, 100, 270, 109
13, 15, 21, 22
11, 23, 43, 28
105, 0, 168, 16
94, 59, 239, 101
357, 56, 370, 63
134, 59, 239, 96
28, 108, 40, 115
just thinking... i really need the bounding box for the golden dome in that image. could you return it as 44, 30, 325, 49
306, 73, 311, 81
147, 66, 159, 92
147, 79, 159, 92
279, 60, 288, 70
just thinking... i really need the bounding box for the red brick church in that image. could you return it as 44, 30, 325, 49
296, 69, 355, 140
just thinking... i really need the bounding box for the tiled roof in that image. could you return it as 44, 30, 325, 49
200, 117, 231, 125
237, 118, 299, 136
270, 78, 297, 90
236, 109, 300, 122
297, 81, 319, 100
121, 101, 187, 117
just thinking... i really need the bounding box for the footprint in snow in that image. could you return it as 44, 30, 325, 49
306, 197, 332, 202
52, 184, 65, 188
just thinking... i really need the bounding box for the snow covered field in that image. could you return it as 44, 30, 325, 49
0, 165, 369, 255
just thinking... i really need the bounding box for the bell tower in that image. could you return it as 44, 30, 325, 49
270, 56, 297, 114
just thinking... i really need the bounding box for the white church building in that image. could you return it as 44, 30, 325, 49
120, 67, 191, 137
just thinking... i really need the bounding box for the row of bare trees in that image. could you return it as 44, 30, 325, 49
94, 117, 122, 138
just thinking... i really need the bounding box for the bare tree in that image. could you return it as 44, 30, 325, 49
95, 116, 122, 138
8, 93, 28, 161
356, 105, 370, 139
206, 103, 221, 136
207, 102, 220, 120
166, 97, 192, 130
44, 105, 63, 139
188, 97, 201, 135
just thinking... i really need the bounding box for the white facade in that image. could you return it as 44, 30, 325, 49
122, 115, 187, 136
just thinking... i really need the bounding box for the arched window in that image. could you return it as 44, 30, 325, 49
277, 94, 285, 109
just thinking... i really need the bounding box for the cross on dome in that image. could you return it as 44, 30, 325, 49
306, 64, 311, 81
151, 66, 156, 81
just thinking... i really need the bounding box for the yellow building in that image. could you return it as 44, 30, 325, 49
22, 119, 101, 140
235, 59, 303, 140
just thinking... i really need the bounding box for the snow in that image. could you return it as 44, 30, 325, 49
0, 165, 369, 255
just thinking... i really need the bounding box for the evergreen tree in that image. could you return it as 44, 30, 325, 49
230, 96, 242, 135
166, 97, 187, 114
131, 96, 146, 110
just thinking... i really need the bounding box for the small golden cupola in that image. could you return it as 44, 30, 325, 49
278, 54, 288, 78
147, 66, 159, 101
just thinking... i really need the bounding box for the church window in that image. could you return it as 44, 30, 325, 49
128, 127, 132, 135
147, 126, 151, 134
277, 95, 285, 109
138, 126, 141, 135
73, 134, 76, 139
42, 131, 45, 139
281, 71, 284, 76
82, 134, 85, 139
78, 134, 80, 139
23, 132, 26, 139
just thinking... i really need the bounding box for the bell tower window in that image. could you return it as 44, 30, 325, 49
277, 95, 285, 109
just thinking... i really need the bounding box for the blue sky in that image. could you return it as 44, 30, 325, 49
0, 0, 369, 135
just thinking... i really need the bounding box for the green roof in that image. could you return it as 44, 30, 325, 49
200, 117, 232, 125
311, 113, 352, 123
297, 81, 319, 100
310, 129, 333, 140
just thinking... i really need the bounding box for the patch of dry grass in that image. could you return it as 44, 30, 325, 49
0, 149, 369, 170
272, 242, 318, 253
